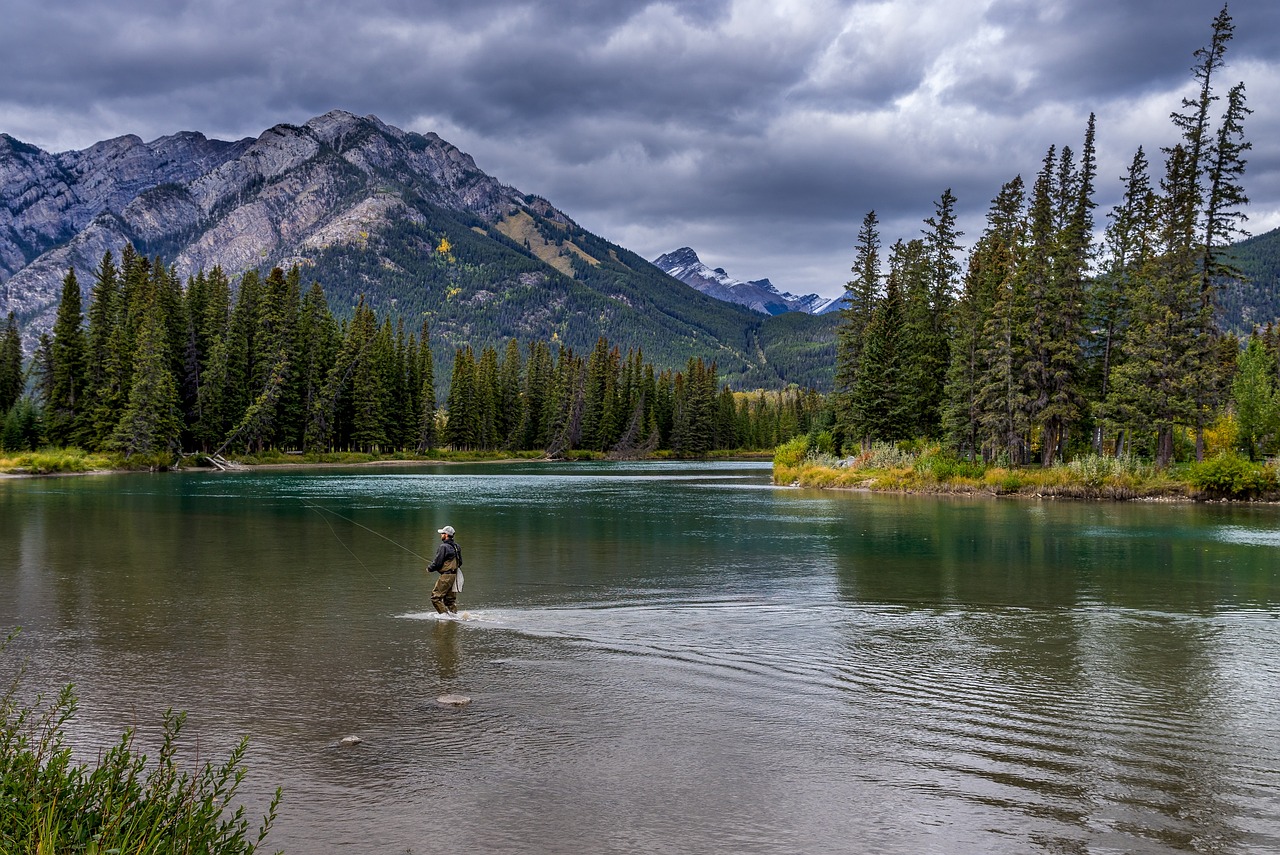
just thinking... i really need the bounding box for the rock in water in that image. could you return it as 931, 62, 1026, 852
437, 694, 472, 706
340, 735, 363, 745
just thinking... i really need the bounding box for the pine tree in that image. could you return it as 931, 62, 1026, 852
834, 210, 881, 448
349, 312, 391, 452
474, 345, 500, 449
894, 238, 937, 437
82, 250, 130, 448
44, 269, 87, 446
942, 178, 1025, 459
444, 346, 478, 450
111, 280, 182, 458
517, 340, 553, 450
972, 179, 1033, 463
1090, 148, 1154, 454
0, 313, 23, 415
296, 282, 339, 451
852, 242, 910, 443
416, 318, 438, 451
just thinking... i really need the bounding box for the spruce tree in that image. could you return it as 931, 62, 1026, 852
852, 242, 910, 443
111, 281, 182, 458
1090, 148, 1154, 454
834, 210, 881, 449
45, 269, 88, 446
942, 178, 1024, 459
0, 313, 23, 415
444, 346, 478, 450
416, 318, 438, 451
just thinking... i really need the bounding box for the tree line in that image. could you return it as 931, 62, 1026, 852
831, 6, 1279, 465
0, 246, 821, 458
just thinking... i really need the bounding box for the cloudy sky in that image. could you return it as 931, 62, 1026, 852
2, 0, 1277, 299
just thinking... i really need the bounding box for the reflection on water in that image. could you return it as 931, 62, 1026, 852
2, 461, 1279, 854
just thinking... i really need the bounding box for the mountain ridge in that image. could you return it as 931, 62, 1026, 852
0, 111, 836, 389
652, 246, 839, 315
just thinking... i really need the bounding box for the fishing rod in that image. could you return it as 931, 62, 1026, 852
302, 500, 431, 588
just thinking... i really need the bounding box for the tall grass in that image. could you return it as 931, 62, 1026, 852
773, 440, 1207, 499
2, 631, 281, 854
0, 448, 116, 475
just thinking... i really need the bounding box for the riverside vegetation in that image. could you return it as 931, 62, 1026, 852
1, 632, 281, 854
773, 435, 1280, 501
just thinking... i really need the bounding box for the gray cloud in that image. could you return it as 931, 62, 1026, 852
1, 0, 1276, 298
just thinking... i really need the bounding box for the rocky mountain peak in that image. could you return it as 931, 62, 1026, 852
652, 246, 834, 316
0, 111, 569, 342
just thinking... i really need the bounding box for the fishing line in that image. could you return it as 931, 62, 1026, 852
302, 501, 430, 562
303, 501, 418, 589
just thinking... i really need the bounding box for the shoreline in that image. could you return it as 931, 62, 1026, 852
1, 450, 775, 479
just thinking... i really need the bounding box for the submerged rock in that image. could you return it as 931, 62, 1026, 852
340, 735, 363, 745
437, 694, 472, 707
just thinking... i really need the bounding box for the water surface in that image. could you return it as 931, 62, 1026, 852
2, 461, 1278, 853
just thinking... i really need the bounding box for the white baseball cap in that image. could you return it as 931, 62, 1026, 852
438, 525, 455, 535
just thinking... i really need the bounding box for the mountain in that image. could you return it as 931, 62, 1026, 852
0, 111, 835, 389
652, 247, 839, 315
1221, 226, 1280, 332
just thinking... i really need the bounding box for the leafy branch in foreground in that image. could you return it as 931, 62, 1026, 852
1, 630, 282, 855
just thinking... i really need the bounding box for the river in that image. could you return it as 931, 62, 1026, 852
2, 460, 1278, 853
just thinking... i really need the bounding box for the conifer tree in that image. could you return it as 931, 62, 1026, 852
444, 346, 478, 450
517, 340, 553, 450
894, 238, 937, 437
45, 269, 87, 446
497, 339, 524, 448
474, 345, 500, 449
349, 312, 391, 452
973, 181, 1033, 463
296, 282, 339, 451
111, 281, 182, 458
416, 318, 438, 451
1090, 148, 1154, 454
852, 241, 911, 443
0, 313, 23, 415
834, 210, 880, 448
942, 178, 1024, 458
82, 251, 125, 448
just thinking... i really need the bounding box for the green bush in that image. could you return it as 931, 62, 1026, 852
1188, 453, 1279, 499
773, 435, 810, 469
913, 447, 986, 481
1, 631, 281, 855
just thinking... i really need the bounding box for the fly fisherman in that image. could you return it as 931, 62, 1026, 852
427, 525, 463, 615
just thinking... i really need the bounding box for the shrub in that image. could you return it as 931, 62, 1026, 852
913, 446, 986, 481
1, 631, 282, 854
856, 442, 916, 470
1064, 453, 1154, 487
773, 435, 810, 470
1188, 452, 1279, 499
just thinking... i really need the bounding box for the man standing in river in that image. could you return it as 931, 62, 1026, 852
426, 525, 462, 615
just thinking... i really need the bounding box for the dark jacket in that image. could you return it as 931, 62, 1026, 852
427, 538, 462, 574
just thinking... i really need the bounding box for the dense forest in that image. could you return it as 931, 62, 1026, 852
829, 6, 1280, 466
0, 247, 822, 458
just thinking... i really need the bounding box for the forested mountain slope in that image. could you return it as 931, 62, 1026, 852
1222, 226, 1280, 332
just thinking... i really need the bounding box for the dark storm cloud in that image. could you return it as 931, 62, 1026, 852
1, 0, 1276, 297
